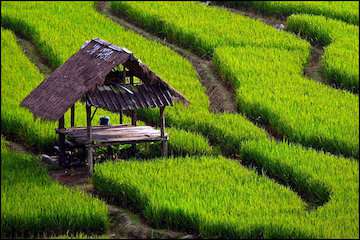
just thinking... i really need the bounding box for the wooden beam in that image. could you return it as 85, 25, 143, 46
160, 107, 168, 157
86, 103, 94, 175
70, 104, 75, 127
58, 115, 66, 166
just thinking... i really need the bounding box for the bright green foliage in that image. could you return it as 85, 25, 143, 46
166, 128, 214, 156
1, 28, 121, 150
111, 1, 309, 56
1, 138, 109, 236
235, 1, 359, 25
110, 1, 359, 157
287, 14, 359, 92
1, 28, 55, 149
240, 139, 359, 238
94, 139, 359, 238
1, 1, 266, 156
2, 2, 359, 238
93, 156, 309, 238
214, 46, 359, 158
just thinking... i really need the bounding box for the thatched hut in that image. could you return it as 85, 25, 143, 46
21, 38, 188, 174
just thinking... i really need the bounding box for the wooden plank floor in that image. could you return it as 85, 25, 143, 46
57, 125, 166, 145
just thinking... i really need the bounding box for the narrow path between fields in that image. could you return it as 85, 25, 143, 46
96, 1, 237, 114
4, 138, 195, 239
95, 1, 325, 210
16, 35, 54, 76
213, 3, 327, 84
4, 13, 322, 234
6, 33, 196, 238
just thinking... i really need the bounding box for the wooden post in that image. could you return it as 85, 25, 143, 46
131, 110, 137, 126
58, 115, 66, 166
70, 104, 75, 127
130, 110, 137, 153
160, 107, 168, 157
119, 111, 123, 124
86, 103, 94, 175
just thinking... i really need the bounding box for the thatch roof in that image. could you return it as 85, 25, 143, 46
21, 38, 188, 121
87, 83, 175, 112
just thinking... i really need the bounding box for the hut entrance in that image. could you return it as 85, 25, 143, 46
21, 38, 188, 175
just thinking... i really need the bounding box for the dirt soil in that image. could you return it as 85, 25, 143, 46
96, 1, 237, 114
16, 35, 53, 76
304, 46, 325, 82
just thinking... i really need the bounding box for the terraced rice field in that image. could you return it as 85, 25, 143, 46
1, 1, 358, 239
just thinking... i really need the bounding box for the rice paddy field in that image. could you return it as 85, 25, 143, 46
1, 1, 359, 239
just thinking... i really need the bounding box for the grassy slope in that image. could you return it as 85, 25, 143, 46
287, 14, 359, 92
110, 1, 358, 157
213, 46, 358, 158
1, 1, 266, 157
1, 136, 108, 236
93, 156, 308, 239
235, 1, 359, 25
2, 2, 358, 238
111, 1, 308, 56
0, 26, 213, 156
94, 144, 359, 238
240, 139, 359, 238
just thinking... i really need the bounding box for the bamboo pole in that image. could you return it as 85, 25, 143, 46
58, 115, 66, 166
130, 109, 137, 153
86, 103, 93, 175
119, 111, 123, 124
160, 107, 168, 157
71, 104, 75, 127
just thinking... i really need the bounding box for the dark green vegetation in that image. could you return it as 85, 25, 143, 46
1, 137, 109, 237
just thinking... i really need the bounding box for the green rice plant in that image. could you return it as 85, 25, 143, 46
161, 128, 214, 156
1, 1, 267, 156
93, 156, 310, 238
230, 1, 359, 25
3, 3, 358, 238
1, 28, 122, 150
94, 138, 359, 238
213, 46, 358, 158
111, 1, 309, 57
287, 14, 359, 92
0, 28, 215, 156
1, 138, 109, 236
110, 1, 358, 157
240, 139, 359, 238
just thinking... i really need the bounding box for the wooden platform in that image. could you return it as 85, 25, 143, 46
56, 124, 167, 146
